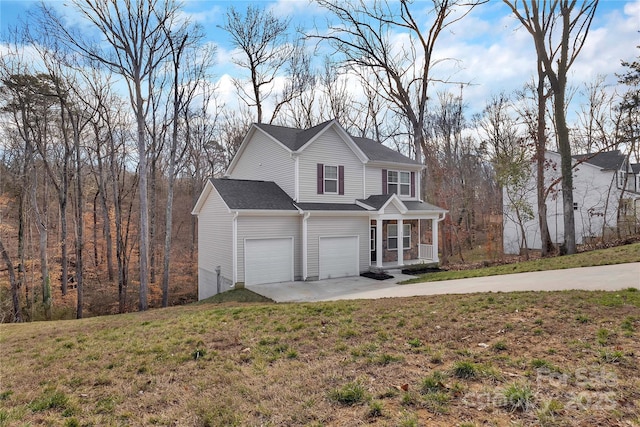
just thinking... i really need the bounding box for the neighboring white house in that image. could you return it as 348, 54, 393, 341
503, 150, 640, 255
192, 120, 447, 299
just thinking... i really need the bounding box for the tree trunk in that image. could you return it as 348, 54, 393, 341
554, 81, 577, 254
0, 238, 22, 322
535, 65, 554, 256
74, 119, 85, 319
96, 151, 114, 281
149, 157, 157, 284
136, 88, 150, 311
31, 168, 52, 321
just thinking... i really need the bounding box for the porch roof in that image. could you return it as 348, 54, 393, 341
357, 194, 447, 214
404, 200, 447, 213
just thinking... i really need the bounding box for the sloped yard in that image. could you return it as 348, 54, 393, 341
1, 288, 639, 426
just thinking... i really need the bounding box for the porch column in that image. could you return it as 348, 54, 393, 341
432, 218, 439, 263
397, 218, 404, 266
376, 218, 383, 268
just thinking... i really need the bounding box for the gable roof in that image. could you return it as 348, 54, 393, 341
352, 137, 421, 165
254, 120, 420, 166
631, 163, 640, 174
357, 194, 394, 210
572, 150, 626, 171
211, 178, 297, 211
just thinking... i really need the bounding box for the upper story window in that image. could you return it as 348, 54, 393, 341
317, 163, 344, 195
324, 165, 338, 193
387, 170, 411, 196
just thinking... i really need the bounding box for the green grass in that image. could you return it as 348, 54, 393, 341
401, 242, 640, 284
1, 288, 639, 426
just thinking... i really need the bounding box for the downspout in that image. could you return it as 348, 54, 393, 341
435, 212, 446, 263
302, 212, 310, 280
232, 211, 239, 287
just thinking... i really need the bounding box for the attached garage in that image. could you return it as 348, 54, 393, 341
319, 236, 359, 280
244, 237, 294, 285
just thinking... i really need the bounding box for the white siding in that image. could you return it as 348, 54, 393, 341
229, 131, 296, 198
366, 165, 385, 197
382, 202, 403, 216
298, 127, 365, 202
197, 188, 233, 299
236, 216, 302, 283
503, 152, 626, 254
306, 216, 369, 279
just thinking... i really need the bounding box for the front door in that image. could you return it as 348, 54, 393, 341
370, 226, 376, 263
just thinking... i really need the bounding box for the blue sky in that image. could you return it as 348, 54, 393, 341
1, 0, 639, 119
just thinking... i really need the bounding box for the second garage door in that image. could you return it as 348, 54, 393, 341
319, 236, 359, 280
245, 238, 294, 285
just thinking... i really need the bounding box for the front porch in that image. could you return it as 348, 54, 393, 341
369, 218, 440, 269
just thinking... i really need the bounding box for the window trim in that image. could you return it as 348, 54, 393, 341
403, 223, 411, 248
323, 165, 338, 194
387, 170, 411, 196
387, 224, 398, 250
387, 223, 411, 250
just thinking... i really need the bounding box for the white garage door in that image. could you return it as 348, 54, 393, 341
319, 236, 359, 280
245, 238, 294, 285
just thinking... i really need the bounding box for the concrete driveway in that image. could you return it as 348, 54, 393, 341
246, 262, 640, 303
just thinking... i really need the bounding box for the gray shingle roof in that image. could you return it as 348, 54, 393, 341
254, 121, 420, 166
404, 201, 447, 212
294, 203, 368, 211
631, 163, 640, 174
351, 136, 421, 165
211, 178, 297, 210
572, 150, 625, 171
357, 194, 446, 212
357, 194, 394, 210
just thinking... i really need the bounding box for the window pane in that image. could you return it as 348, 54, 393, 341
400, 183, 410, 196
388, 170, 398, 183
325, 165, 337, 179
403, 224, 411, 248
400, 172, 410, 184
388, 237, 398, 250
325, 180, 337, 193
388, 224, 397, 237
403, 224, 411, 235
388, 183, 398, 194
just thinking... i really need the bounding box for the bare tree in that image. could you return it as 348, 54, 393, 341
311, 0, 485, 167
0, 237, 22, 322
221, 4, 291, 123
160, 21, 214, 307
575, 75, 617, 153
41, 0, 179, 310
504, 0, 599, 255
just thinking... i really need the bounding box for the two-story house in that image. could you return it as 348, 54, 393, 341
503, 149, 640, 255
192, 120, 447, 299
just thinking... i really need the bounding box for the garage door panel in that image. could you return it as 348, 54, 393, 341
319, 236, 359, 280
245, 238, 293, 285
